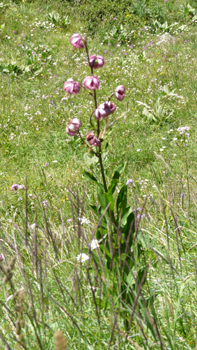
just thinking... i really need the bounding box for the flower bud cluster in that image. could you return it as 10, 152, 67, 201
65, 32, 126, 148
66, 118, 82, 136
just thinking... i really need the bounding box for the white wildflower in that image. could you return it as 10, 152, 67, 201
90, 239, 99, 250
76, 253, 89, 263
78, 217, 90, 225
177, 126, 190, 135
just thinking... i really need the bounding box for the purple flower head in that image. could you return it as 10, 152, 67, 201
126, 179, 133, 186
88, 55, 104, 69
83, 75, 100, 90
86, 131, 101, 147
94, 101, 116, 120
71, 117, 82, 129
66, 118, 82, 136
70, 33, 86, 48
64, 78, 80, 94
115, 85, 125, 101
94, 107, 109, 120
11, 184, 26, 191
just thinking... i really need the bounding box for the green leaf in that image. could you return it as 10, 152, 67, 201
0, 23, 5, 30
126, 271, 135, 287
97, 183, 107, 210
120, 207, 133, 228
140, 303, 157, 341
97, 184, 114, 211
108, 178, 119, 195
96, 227, 108, 242
120, 209, 135, 248
89, 204, 99, 216
137, 266, 148, 285
116, 185, 127, 215
106, 192, 114, 211
112, 163, 126, 180
84, 171, 98, 183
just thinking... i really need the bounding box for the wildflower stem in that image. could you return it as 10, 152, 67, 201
89, 111, 96, 129
85, 41, 108, 192
108, 92, 115, 101
98, 144, 108, 192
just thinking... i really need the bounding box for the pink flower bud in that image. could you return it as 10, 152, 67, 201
66, 118, 82, 136
105, 101, 116, 114
71, 118, 82, 129
11, 184, 26, 191
88, 55, 104, 69
94, 108, 109, 120
11, 184, 19, 191
83, 75, 100, 90
66, 125, 78, 136
86, 131, 101, 147
64, 78, 80, 94
95, 101, 116, 120
115, 85, 125, 101
70, 33, 86, 49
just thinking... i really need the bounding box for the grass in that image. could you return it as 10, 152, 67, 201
0, 0, 197, 349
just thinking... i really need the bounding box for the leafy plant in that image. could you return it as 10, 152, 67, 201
63, 32, 155, 336
85, 165, 150, 332
103, 24, 134, 45
48, 11, 70, 28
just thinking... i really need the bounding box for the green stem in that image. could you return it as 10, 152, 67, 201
85, 42, 108, 192
98, 143, 108, 192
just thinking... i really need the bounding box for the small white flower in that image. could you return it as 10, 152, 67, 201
78, 217, 90, 225
90, 239, 99, 250
52, 160, 58, 163
76, 253, 89, 263
137, 149, 141, 152
177, 126, 190, 135
30, 223, 36, 230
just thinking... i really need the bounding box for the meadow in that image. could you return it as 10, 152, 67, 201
0, 0, 197, 349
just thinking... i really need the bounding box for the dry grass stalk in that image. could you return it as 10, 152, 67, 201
54, 331, 67, 350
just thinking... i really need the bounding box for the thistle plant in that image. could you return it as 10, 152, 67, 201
65, 33, 151, 334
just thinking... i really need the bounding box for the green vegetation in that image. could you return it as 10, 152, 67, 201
0, 0, 197, 349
